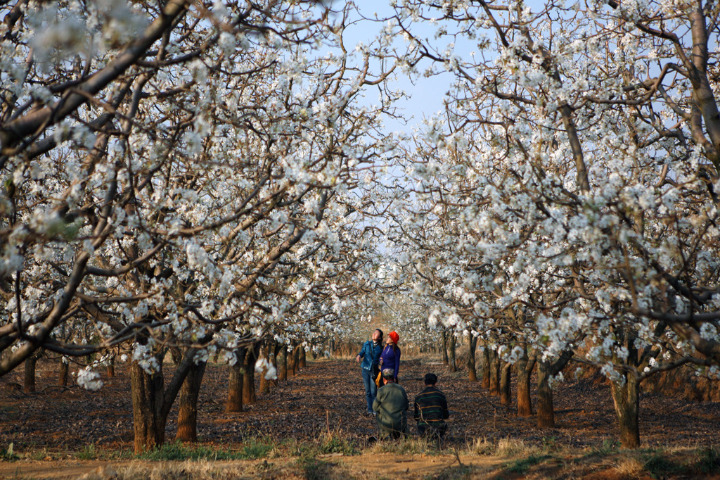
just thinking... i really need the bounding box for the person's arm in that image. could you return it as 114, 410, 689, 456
441, 392, 449, 419
372, 390, 382, 412
356, 342, 366, 362
413, 399, 419, 420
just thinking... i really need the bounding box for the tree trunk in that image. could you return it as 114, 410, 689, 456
489, 349, 500, 395
292, 345, 300, 374
299, 347, 306, 368
259, 344, 274, 395
449, 334, 457, 372
24, 355, 37, 393
278, 346, 287, 381
175, 360, 207, 443
480, 347, 490, 389
536, 359, 555, 427
536, 351, 573, 428
287, 344, 296, 376
441, 331, 449, 365
226, 347, 246, 413
106, 356, 115, 378
610, 373, 641, 448
499, 360, 512, 405
131, 361, 166, 453
59, 358, 69, 387
516, 348, 536, 417
467, 336, 478, 382
242, 347, 256, 405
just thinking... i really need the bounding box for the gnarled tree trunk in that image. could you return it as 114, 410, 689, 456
480, 347, 490, 389
259, 343, 276, 395
106, 356, 115, 378
242, 346, 257, 405
299, 346, 306, 369
448, 334, 457, 372
131, 360, 166, 452
467, 336, 478, 382
610, 372, 641, 448
489, 349, 500, 395
292, 345, 301, 375
59, 358, 69, 387
516, 347, 536, 417
226, 347, 246, 413
441, 330, 449, 365
175, 360, 207, 443
130, 347, 202, 453
536, 351, 573, 428
288, 343, 297, 376
277, 345, 287, 381
536, 360, 554, 428
24, 354, 38, 393
499, 360, 512, 405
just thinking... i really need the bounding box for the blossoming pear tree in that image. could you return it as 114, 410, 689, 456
386, 0, 720, 448
0, 0, 400, 451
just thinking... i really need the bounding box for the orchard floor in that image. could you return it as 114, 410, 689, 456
1, 355, 720, 479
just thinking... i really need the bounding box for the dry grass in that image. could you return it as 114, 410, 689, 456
367, 435, 438, 455
78, 461, 246, 480
613, 457, 645, 478
464, 436, 543, 458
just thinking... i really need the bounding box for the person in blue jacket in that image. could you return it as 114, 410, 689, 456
355, 329, 383, 415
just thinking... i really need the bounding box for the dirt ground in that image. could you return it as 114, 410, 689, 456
0, 453, 510, 480
1, 354, 720, 479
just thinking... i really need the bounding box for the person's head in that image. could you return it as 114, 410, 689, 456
388, 331, 399, 345
372, 329, 383, 343
382, 368, 395, 383
424, 373, 438, 386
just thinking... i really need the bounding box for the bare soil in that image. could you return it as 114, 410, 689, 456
1, 355, 719, 479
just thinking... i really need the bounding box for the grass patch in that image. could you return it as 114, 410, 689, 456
496, 437, 537, 457
505, 453, 553, 474
614, 457, 644, 478
588, 438, 620, 457
76, 443, 97, 460
319, 433, 358, 455
1, 443, 18, 461
370, 436, 442, 456
695, 446, 720, 474
426, 464, 475, 480
109, 461, 275, 480
297, 456, 335, 480
643, 451, 688, 478
238, 437, 274, 459
136, 439, 273, 461
464, 437, 496, 456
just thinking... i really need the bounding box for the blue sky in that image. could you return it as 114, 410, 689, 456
341, 1, 468, 134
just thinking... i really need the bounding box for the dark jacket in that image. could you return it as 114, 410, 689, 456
413, 386, 449, 429
357, 340, 383, 373
373, 382, 409, 436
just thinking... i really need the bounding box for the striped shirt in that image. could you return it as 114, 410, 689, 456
413, 386, 449, 427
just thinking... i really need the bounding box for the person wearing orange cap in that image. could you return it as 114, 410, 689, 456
379, 331, 401, 383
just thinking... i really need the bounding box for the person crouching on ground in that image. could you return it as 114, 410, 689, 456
355, 328, 383, 416
373, 368, 409, 439
413, 373, 449, 438
379, 330, 401, 383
